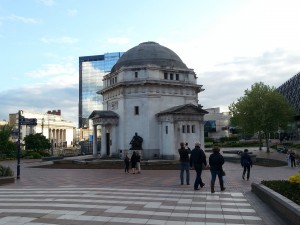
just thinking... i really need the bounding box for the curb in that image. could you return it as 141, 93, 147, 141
251, 182, 300, 225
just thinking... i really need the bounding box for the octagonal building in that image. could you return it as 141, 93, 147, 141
90, 41, 208, 159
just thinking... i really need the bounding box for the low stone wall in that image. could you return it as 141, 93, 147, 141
252, 183, 300, 225
0, 176, 15, 186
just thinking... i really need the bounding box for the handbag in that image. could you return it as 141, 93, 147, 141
221, 168, 226, 176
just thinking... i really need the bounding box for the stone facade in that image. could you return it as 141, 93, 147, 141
204, 107, 231, 139
9, 110, 76, 148
90, 42, 208, 160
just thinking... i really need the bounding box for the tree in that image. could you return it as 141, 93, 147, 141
0, 125, 17, 158
229, 82, 296, 152
24, 133, 51, 151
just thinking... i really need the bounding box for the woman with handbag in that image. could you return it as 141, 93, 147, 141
209, 146, 226, 193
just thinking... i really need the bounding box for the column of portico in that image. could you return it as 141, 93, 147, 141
92, 125, 98, 156
101, 126, 106, 156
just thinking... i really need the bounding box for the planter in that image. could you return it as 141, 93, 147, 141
252, 183, 300, 225
0, 176, 15, 185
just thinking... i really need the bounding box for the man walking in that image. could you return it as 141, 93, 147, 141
190, 142, 207, 190
241, 149, 252, 180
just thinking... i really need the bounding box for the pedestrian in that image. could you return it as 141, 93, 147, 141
286, 152, 291, 167
178, 142, 190, 185
209, 146, 225, 193
185, 142, 191, 152
190, 141, 207, 190
136, 152, 141, 173
290, 152, 296, 168
124, 152, 129, 174
131, 151, 137, 174
241, 149, 253, 180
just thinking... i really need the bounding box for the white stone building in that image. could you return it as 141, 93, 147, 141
9, 110, 76, 148
204, 107, 231, 139
89, 42, 208, 160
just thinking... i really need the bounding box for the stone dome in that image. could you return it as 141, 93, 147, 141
111, 41, 188, 73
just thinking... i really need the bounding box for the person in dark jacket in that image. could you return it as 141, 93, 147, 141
131, 151, 138, 174
124, 153, 130, 174
209, 146, 225, 193
190, 142, 207, 190
178, 142, 191, 185
290, 152, 296, 168
241, 149, 253, 180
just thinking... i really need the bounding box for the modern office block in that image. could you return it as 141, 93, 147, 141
79, 53, 123, 128
277, 71, 300, 117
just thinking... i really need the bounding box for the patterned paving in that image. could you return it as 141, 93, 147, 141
0, 148, 296, 225
0, 187, 263, 225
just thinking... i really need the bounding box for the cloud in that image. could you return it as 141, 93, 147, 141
40, 36, 78, 45
4, 14, 40, 24
0, 84, 78, 124
198, 49, 300, 111
26, 63, 77, 81
107, 37, 129, 44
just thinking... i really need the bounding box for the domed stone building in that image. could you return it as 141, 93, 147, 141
89, 42, 208, 159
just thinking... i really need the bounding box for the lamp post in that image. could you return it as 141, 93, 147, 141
17, 110, 22, 179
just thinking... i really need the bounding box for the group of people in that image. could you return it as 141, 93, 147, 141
124, 151, 141, 174
178, 142, 253, 193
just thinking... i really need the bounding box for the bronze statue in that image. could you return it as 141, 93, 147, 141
130, 132, 143, 150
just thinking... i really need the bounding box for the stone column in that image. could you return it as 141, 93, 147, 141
101, 126, 106, 156
93, 125, 97, 156
199, 120, 205, 150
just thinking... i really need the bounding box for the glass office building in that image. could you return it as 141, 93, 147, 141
79, 53, 123, 128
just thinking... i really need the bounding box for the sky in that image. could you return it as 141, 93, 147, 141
1, 0, 300, 126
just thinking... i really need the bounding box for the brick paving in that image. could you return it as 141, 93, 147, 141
0, 147, 298, 225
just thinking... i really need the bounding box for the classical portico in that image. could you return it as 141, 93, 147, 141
89, 110, 119, 156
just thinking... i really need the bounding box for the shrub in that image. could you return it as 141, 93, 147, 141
219, 136, 239, 143
289, 173, 300, 184
205, 137, 214, 143
262, 180, 300, 205
0, 165, 14, 177
22, 151, 42, 159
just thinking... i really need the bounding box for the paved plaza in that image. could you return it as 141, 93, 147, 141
0, 148, 298, 225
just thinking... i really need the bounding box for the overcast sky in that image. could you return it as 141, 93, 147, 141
1, 0, 299, 125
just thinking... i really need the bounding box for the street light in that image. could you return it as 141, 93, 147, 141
17, 110, 23, 179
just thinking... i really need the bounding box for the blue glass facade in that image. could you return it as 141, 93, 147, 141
79, 53, 123, 128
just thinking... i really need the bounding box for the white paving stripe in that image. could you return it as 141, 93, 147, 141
0, 190, 245, 200
0, 193, 247, 203
0, 202, 255, 213
0, 197, 252, 207
0, 188, 262, 225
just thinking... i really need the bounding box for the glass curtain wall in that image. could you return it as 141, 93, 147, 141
79, 53, 123, 128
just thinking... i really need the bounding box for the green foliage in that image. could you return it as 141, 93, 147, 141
262, 180, 300, 205
219, 136, 239, 143
220, 141, 259, 147
21, 150, 50, 159
229, 82, 296, 151
0, 165, 14, 177
205, 137, 214, 143
0, 125, 17, 158
24, 133, 51, 151
204, 142, 214, 148
292, 144, 300, 149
